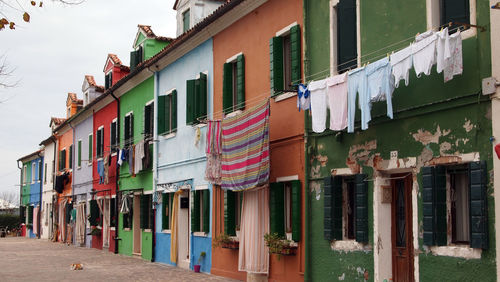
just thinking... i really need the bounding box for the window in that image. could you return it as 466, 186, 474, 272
89, 199, 101, 227
186, 73, 208, 125
162, 193, 174, 230
144, 102, 154, 138
69, 145, 73, 169
77, 140, 82, 168
124, 113, 134, 146
191, 189, 210, 233
23, 165, 27, 184
182, 9, 190, 33
270, 180, 301, 241
105, 72, 113, 89
422, 162, 488, 249
44, 163, 47, 184
59, 149, 66, 171
270, 24, 301, 95
110, 198, 116, 228
130, 45, 143, 72
158, 90, 178, 135
224, 190, 242, 236
323, 174, 368, 243
84, 92, 89, 105
96, 127, 104, 158
223, 54, 245, 113
427, 0, 475, 38
331, 0, 358, 74
38, 160, 42, 182
28, 205, 33, 224
140, 194, 154, 230
110, 120, 118, 152
122, 197, 133, 229
88, 134, 93, 165
31, 163, 35, 183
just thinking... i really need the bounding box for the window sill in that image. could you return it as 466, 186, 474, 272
123, 228, 131, 231
162, 230, 172, 234
193, 231, 207, 237
330, 239, 367, 252
429, 245, 481, 259
273, 91, 296, 102
144, 229, 152, 233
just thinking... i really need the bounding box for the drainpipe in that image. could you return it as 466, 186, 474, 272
303, 0, 311, 280
110, 91, 120, 254
69, 122, 75, 244
37, 151, 43, 239
51, 136, 57, 240
149, 66, 158, 262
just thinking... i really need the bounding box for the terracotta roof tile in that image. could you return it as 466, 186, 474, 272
68, 92, 78, 102
85, 75, 97, 87
138, 24, 174, 42
50, 117, 66, 126
108, 53, 123, 65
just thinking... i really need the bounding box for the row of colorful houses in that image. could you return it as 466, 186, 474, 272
16, 0, 500, 281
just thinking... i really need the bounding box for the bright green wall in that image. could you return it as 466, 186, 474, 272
143, 39, 168, 60
304, 0, 494, 281
118, 214, 133, 256
21, 162, 31, 205
141, 231, 153, 260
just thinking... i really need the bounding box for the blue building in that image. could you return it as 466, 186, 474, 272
18, 150, 43, 238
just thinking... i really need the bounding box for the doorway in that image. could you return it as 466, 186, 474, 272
391, 174, 414, 282
177, 190, 190, 269
133, 194, 141, 255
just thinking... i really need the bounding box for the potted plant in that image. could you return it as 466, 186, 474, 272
264, 232, 297, 260
212, 233, 239, 249
193, 251, 206, 273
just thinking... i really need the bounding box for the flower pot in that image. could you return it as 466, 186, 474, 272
221, 240, 239, 249
193, 265, 201, 273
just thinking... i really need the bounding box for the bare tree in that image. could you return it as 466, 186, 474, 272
0, 191, 19, 206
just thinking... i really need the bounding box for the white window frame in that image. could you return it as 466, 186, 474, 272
273, 22, 300, 103
276, 175, 299, 241
31, 162, 35, 184
110, 118, 118, 156
329, 0, 361, 76
426, 0, 477, 40
193, 185, 208, 237
97, 125, 104, 160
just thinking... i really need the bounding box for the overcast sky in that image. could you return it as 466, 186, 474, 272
0, 0, 177, 199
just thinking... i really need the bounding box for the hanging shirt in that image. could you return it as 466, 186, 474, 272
309, 79, 328, 133
117, 149, 123, 166
135, 140, 144, 174
366, 57, 395, 119
390, 45, 413, 88
436, 27, 451, 74
411, 31, 437, 78
347, 67, 369, 133
297, 83, 311, 111
444, 30, 463, 82
326, 73, 348, 131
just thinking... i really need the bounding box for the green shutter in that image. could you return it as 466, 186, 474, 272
28, 206, 33, 224
222, 63, 233, 114
78, 140, 81, 167
186, 80, 196, 125
149, 195, 154, 229
435, 166, 447, 246
96, 130, 101, 157
203, 190, 210, 233
269, 182, 285, 237
58, 151, 62, 171
194, 78, 200, 123
355, 174, 368, 243
111, 122, 117, 148
270, 36, 284, 95
199, 73, 208, 120
191, 190, 200, 232
129, 114, 134, 144
69, 145, 73, 169
89, 200, 99, 226
124, 116, 130, 144
236, 55, 245, 110
162, 193, 169, 230
290, 25, 301, 85
158, 95, 167, 135
291, 180, 301, 242
332, 176, 343, 240
323, 176, 334, 240
224, 190, 236, 236
171, 90, 177, 131
62, 150, 66, 169
469, 161, 488, 249
20, 206, 25, 223
88, 135, 93, 161
130, 50, 137, 72
337, 0, 357, 72
422, 166, 447, 246
140, 194, 148, 229
144, 105, 150, 136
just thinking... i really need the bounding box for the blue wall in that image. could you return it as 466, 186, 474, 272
29, 157, 42, 206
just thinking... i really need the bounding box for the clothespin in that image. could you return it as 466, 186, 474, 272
448, 22, 452, 27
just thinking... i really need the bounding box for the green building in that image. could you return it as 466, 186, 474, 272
303, 0, 495, 281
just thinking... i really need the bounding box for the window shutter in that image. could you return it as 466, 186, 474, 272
223, 63, 233, 114
96, 130, 101, 157
224, 190, 236, 236
236, 55, 245, 110
162, 193, 169, 230
469, 161, 488, 249
269, 182, 285, 237
186, 80, 196, 125
337, 0, 358, 73
203, 190, 210, 233
435, 166, 447, 246
158, 95, 167, 135
111, 122, 117, 148
441, 0, 470, 27
20, 206, 25, 223
69, 145, 73, 169
332, 176, 343, 240
148, 195, 154, 230
100, 130, 104, 156
355, 174, 368, 243
58, 152, 62, 171
291, 180, 301, 242
422, 166, 436, 246
130, 50, 137, 72
140, 194, 147, 229
138, 45, 143, 63
105, 73, 110, 89
89, 200, 99, 226
270, 36, 284, 95
191, 190, 200, 232
290, 25, 301, 86
129, 114, 134, 144
422, 166, 447, 246
78, 140, 81, 167
110, 198, 116, 227
62, 150, 66, 169
171, 90, 177, 131
143, 105, 149, 136
199, 73, 208, 120
28, 206, 33, 224
323, 176, 334, 240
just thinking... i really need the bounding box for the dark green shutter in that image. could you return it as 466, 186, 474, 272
111, 122, 117, 148
323, 177, 334, 240
270, 36, 284, 95
290, 25, 301, 85
20, 206, 25, 223
89, 200, 99, 226
171, 90, 177, 131
435, 166, 447, 246
223, 63, 233, 114
144, 105, 149, 136
191, 190, 200, 232
78, 140, 81, 167
100, 129, 104, 156
186, 80, 196, 125
203, 190, 210, 233
130, 50, 137, 72
355, 174, 368, 243
58, 152, 62, 171
224, 190, 236, 236
441, 0, 470, 27
28, 206, 33, 224
88, 134, 92, 161
96, 130, 101, 157
62, 150, 66, 169
236, 55, 245, 110
129, 114, 134, 144
422, 166, 447, 246
199, 73, 208, 120
149, 195, 154, 229
105, 73, 110, 89
469, 161, 488, 249
332, 176, 343, 240
140, 194, 147, 229
124, 116, 130, 144
269, 182, 285, 237
291, 180, 301, 242
69, 145, 73, 169
337, 0, 357, 72
162, 193, 169, 230
158, 95, 167, 135
194, 78, 200, 123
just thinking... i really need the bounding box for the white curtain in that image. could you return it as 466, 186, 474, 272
238, 185, 270, 274
103, 199, 110, 247
75, 203, 86, 245
58, 198, 67, 242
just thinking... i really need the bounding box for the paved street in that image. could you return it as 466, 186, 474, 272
0, 237, 238, 282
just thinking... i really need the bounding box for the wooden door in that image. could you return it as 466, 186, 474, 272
391, 174, 414, 282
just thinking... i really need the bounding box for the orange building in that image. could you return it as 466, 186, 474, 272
211, 0, 304, 281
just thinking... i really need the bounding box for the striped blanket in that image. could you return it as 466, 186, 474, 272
221, 100, 270, 191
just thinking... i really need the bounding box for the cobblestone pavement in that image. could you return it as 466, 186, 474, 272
0, 237, 239, 282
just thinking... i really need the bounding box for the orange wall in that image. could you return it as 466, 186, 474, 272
57, 128, 73, 200
212, 0, 304, 281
